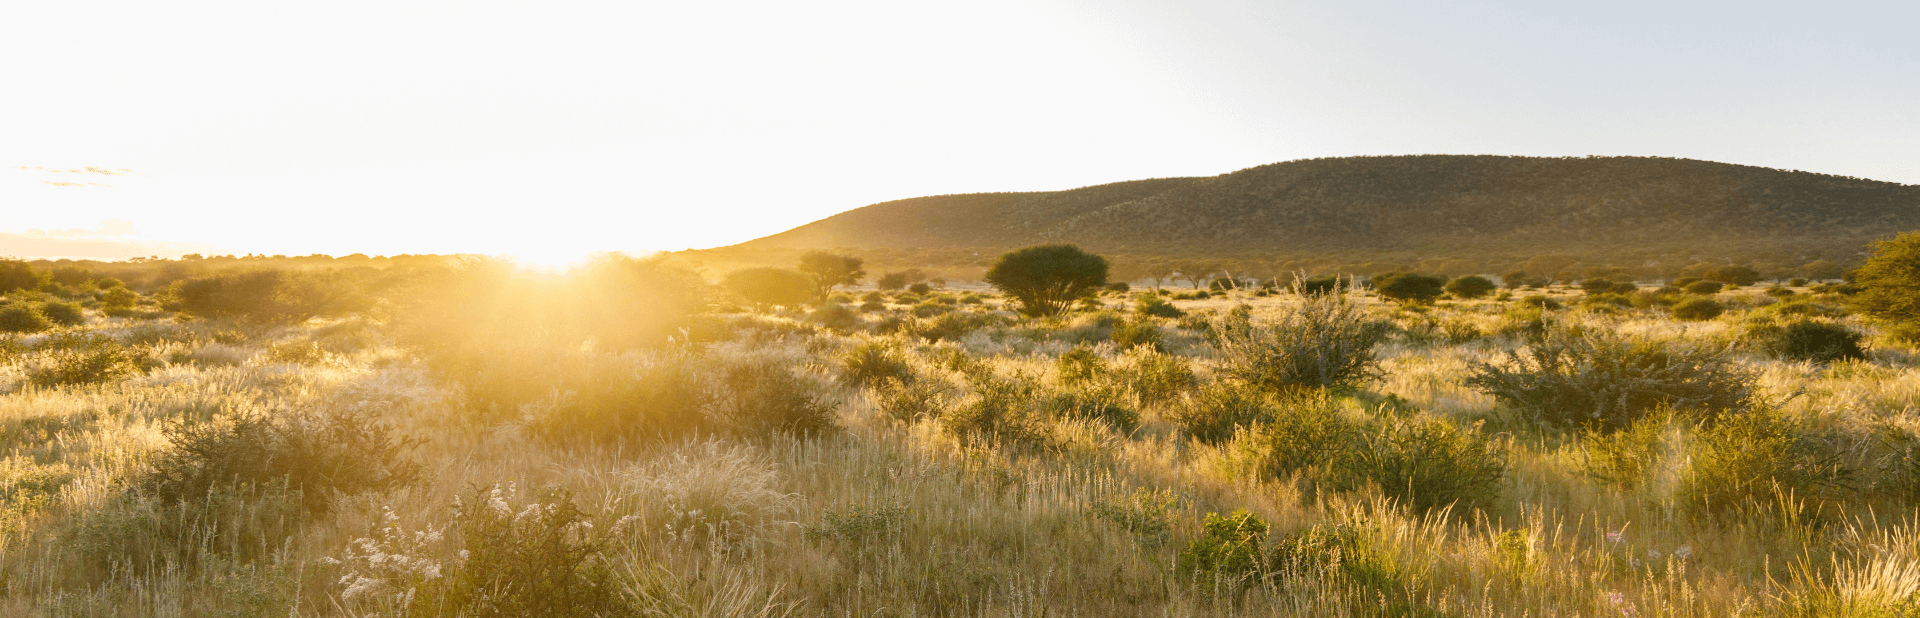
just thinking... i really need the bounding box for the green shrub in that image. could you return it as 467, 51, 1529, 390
1091, 488, 1182, 546
723, 267, 816, 310
1228, 391, 1360, 480
169, 269, 367, 325
1671, 297, 1725, 321
1293, 275, 1343, 295
908, 310, 999, 342
1371, 272, 1446, 304
806, 502, 911, 544
1110, 317, 1164, 350
144, 408, 420, 512
872, 376, 952, 423
1334, 415, 1506, 513
907, 282, 933, 295
263, 339, 332, 365
1056, 346, 1106, 385
1765, 286, 1795, 298
65, 479, 305, 583
443, 484, 631, 617
1112, 347, 1195, 406
1580, 409, 1673, 488
1465, 324, 1754, 432
1211, 294, 1390, 392
0, 304, 50, 334
1518, 295, 1562, 310
984, 244, 1109, 317
858, 300, 887, 313
910, 300, 951, 318
1134, 292, 1184, 318
707, 357, 837, 438
1178, 510, 1268, 591
1038, 389, 1139, 433
39, 300, 84, 326
1678, 407, 1848, 516
26, 336, 136, 387
840, 341, 913, 388
1683, 280, 1724, 295
1746, 318, 1867, 363
944, 377, 1045, 444
1445, 275, 1497, 299
1172, 384, 1274, 445
810, 301, 862, 331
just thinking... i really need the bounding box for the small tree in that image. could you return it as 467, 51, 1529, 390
983, 244, 1109, 317
797, 251, 865, 294
1851, 232, 1920, 325
876, 272, 909, 291
0, 260, 48, 294
1444, 275, 1497, 299
1372, 272, 1446, 304
723, 267, 816, 311
1707, 265, 1762, 287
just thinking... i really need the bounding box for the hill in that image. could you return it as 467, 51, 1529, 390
690, 155, 1920, 279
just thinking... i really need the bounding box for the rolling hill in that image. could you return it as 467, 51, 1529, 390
719, 155, 1920, 259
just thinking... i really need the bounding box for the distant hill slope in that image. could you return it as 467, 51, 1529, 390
724, 155, 1920, 257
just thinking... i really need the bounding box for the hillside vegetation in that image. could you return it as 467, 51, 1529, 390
703, 155, 1919, 276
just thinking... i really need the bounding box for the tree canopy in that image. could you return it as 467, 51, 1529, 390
1851, 232, 1920, 325
983, 244, 1109, 317
724, 267, 817, 311
1372, 272, 1446, 304
797, 251, 865, 293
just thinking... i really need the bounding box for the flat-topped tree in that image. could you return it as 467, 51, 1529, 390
985, 244, 1109, 317
797, 251, 865, 294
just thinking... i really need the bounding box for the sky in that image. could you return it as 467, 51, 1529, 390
3, 0, 1914, 264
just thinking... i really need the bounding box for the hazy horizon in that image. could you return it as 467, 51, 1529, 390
6, 1, 1915, 263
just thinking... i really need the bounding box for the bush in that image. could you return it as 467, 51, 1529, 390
1177, 510, 1268, 591
840, 341, 913, 388
144, 407, 420, 512
708, 358, 837, 437
1671, 297, 1725, 321
529, 349, 711, 444
443, 484, 631, 617
944, 377, 1045, 444
723, 267, 816, 310
1746, 318, 1867, 363
984, 244, 1109, 317
1678, 407, 1848, 516
1334, 415, 1506, 513
1211, 294, 1390, 392
1056, 346, 1106, 384
907, 282, 933, 295
1037, 389, 1138, 433
1683, 280, 1724, 295
0, 305, 50, 334
1134, 292, 1185, 318
1112, 347, 1195, 406
1444, 275, 1497, 299
1371, 272, 1446, 304
809, 301, 862, 331
25, 334, 137, 387
1293, 275, 1343, 295
1518, 295, 1562, 310
1172, 384, 1274, 445
39, 300, 84, 326
1465, 324, 1754, 432
1109, 317, 1164, 350
169, 269, 368, 325
1228, 391, 1359, 480
1708, 265, 1762, 286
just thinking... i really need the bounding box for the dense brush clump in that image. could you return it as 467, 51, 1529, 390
1210, 294, 1391, 392
24, 334, 138, 387
0, 304, 51, 333
1172, 384, 1275, 445
1466, 323, 1754, 432
144, 407, 420, 512
1745, 317, 1867, 363
528, 349, 711, 444
838, 341, 913, 388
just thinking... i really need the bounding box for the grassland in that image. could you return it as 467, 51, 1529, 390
4, 278, 1920, 617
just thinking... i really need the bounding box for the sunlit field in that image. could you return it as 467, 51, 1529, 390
6, 255, 1920, 617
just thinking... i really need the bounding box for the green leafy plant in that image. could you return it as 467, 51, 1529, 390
1177, 510, 1268, 591
983, 244, 1110, 317
1465, 324, 1753, 432
1210, 293, 1390, 392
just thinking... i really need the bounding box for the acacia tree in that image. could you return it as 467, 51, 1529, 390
1851, 232, 1920, 325
797, 251, 865, 294
984, 244, 1109, 317
1444, 275, 1497, 299
1371, 272, 1446, 304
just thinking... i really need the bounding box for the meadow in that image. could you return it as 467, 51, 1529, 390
3, 262, 1919, 617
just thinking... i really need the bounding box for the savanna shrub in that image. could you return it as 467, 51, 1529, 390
908, 310, 999, 342
101, 286, 139, 309
1683, 280, 1724, 295
1056, 346, 1106, 384
1211, 294, 1390, 392
1177, 510, 1269, 591
1109, 316, 1164, 350
1038, 389, 1139, 432
0, 304, 51, 334
169, 269, 369, 325
39, 301, 84, 326
1678, 407, 1848, 516
1371, 272, 1446, 304
1580, 409, 1674, 487
1227, 390, 1359, 480
445, 484, 631, 617
263, 339, 332, 365
1671, 297, 1726, 321
1445, 275, 1497, 299
25, 336, 136, 387
1518, 295, 1562, 310
1334, 415, 1506, 513
809, 301, 862, 331
1091, 488, 1182, 546
144, 408, 420, 512
872, 376, 953, 423
1746, 318, 1867, 363
1111, 347, 1195, 406
945, 377, 1045, 444
1465, 324, 1754, 432
529, 350, 711, 444
839, 341, 913, 388
1293, 275, 1342, 296
708, 357, 836, 437
1172, 384, 1274, 445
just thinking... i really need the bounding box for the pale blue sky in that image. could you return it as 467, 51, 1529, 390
2, 0, 1913, 262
